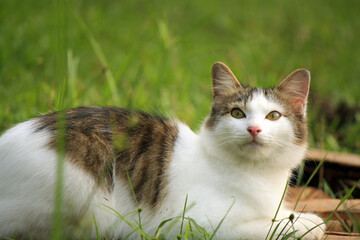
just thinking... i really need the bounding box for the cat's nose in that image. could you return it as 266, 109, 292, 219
247, 126, 262, 137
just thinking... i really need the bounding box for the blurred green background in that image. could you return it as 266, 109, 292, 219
0, 0, 359, 153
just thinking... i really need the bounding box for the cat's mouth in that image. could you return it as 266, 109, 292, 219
243, 138, 264, 147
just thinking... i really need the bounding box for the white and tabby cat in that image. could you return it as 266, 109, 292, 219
0, 62, 324, 239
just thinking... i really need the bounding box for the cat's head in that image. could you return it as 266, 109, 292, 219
201, 62, 310, 169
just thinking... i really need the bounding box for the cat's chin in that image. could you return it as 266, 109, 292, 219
235, 139, 279, 161
240, 142, 269, 156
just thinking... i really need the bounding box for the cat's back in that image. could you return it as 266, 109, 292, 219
0, 106, 181, 238
0, 106, 180, 194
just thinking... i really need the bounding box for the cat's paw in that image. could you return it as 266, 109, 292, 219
292, 213, 325, 240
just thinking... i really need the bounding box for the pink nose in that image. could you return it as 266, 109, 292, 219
247, 126, 262, 137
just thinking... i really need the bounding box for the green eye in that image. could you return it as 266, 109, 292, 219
231, 108, 246, 119
266, 111, 281, 121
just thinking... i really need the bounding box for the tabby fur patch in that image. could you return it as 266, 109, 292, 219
35, 106, 178, 207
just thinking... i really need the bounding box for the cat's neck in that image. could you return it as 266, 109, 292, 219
171, 124, 290, 210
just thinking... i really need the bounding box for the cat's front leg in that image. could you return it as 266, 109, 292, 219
288, 211, 324, 240
234, 212, 324, 240
271, 211, 325, 240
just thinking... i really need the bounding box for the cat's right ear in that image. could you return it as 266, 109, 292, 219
212, 62, 242, 98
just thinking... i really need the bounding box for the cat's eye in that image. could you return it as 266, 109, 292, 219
266, 111, 281, 121
231, 108, 246, 119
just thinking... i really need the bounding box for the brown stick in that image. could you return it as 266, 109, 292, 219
306, 149, 360, 168
323, 231, 360, 240
292, 199, 360, 213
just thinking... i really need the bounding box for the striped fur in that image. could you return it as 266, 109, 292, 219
35, 106, 178, 207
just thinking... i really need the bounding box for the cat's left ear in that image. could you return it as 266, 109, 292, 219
212, 62, 243, 98
276, 69, 310, 114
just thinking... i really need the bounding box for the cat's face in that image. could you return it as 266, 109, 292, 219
203, 62, 310, 167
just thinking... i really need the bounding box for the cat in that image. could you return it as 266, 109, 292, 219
0, 62, 324, 239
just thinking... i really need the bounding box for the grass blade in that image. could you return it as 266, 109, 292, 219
154, 217, 175, 237
92, 213, 101, 240
67, 49, 79, 107
325, 179, 360, 222
102, 205, 140, 237
298, 179, 360, 239
125, 171, 144, 240
209, 198, 235, 240
73, 10, 120, 104
293, 158, 325, 210
265, 179, 289, 240
51, 111, 66, 240
179, 194, 189, 237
